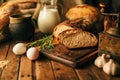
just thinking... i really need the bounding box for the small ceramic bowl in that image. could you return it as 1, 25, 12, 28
9, 14, 35, 41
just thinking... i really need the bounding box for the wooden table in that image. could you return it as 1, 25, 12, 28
0, 33, 120, 80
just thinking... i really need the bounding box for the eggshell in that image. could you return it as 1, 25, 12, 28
13, 43, 27, 55
26, 47, 39, 60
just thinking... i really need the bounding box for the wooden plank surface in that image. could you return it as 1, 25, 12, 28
1, 42, 20, 80
0, 42, 10, 60
90, 64, 120, 80
18, 55, 32, 80
34, 56, 55, 80
0, 42, 10, 75
76, 64, 98, 80
0, 41, 120, 80
52, 61, 79, 80
90, 64, 110, 80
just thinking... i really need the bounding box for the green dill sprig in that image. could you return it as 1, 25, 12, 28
27, 35, 54, 50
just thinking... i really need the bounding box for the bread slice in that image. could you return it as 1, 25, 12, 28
58, 29, 98, 49
53, 20, 74, 38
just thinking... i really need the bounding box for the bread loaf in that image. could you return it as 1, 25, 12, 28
66, 4, 103, 22
0, 2, 19, 31
66, 4, 104, 34
58, 29, 98, 49
53, 20, 74, 38
18, 2, 36, 9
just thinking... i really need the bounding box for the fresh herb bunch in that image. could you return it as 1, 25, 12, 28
27, 35, 54, 50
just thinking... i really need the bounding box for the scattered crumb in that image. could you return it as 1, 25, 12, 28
0, 60, 9, 70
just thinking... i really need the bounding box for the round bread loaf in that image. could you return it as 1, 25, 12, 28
66, 4, 103, 23
65, 4, 104, 34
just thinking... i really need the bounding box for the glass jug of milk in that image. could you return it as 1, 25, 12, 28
38, 0, 61, 34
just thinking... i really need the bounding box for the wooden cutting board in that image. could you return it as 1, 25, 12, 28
42, 44, 98, 68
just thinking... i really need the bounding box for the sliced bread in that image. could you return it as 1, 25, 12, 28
58, 29, 98, 49
53, 20, 74, 38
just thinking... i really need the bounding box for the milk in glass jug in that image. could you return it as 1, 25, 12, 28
38, 0, 61, 34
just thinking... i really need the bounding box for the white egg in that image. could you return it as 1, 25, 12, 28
26, 47, 39, 60
13, 43, 27, 55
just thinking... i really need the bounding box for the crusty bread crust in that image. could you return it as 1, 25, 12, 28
66, 4, 103, 23
53, 20, 74, 38
65, 4, 103, 34
0, 2, 19, 30
58, 29, 98, 49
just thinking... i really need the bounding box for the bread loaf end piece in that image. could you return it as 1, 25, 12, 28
59, 29, 98, 49
53, 20, 74, 38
